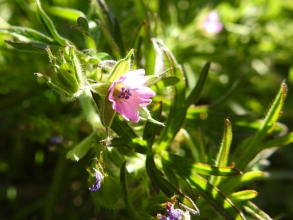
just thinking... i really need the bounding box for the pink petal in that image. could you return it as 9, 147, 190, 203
129, 96, 152, 107
114, 99, 139, 122
133, 86, 156, 98
122, 69, 149, 88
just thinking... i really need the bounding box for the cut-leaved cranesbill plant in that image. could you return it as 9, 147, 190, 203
1, 0, 293, 219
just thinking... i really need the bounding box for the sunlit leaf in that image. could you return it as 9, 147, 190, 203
231, 82, 288, 170
185, 61, 210, 106
230, 190, 258, 202
243, 201, 273, 220
210, 118, 233, 186
4, 40, 49, 53
36, 0, 68, 46
189, 173, 245, 220
0, 26, 54, 44
162, 152, 242, 176
46, 6, 86, 21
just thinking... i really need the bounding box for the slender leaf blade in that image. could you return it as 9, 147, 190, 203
189, 173, 245, 220
0, 26, 54, 44
185, 61, 210, 106
36, 0, 67, 46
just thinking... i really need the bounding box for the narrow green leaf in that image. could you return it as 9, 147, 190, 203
66, 132, 99, 161
95, 19, 121, 59
216, 118, 233, 167
230, 190, 258, 202
45, 6, 86, 21
132, 20, 147, 68
162, 160, 179, 188
4, 40, 48, 53
152, 40, 187, 152
112, 17, 125, 56
0, 26, 54, 44
36, 0, 67, 46
243, 201, 272, 220
133, 0, 148, 21
210, 119, 233, 186
143, 101, 163, 150
220, 171, 265, 193
231, 82, 288, 170
120, 161, 139, 219
146, 155, 176, 195
189, 173, 245, 220
92, 0, 112, 29
185, 61, 210, 106
146, 155, 199, 214
259, 131, 293, 150
162, 152, 242, 176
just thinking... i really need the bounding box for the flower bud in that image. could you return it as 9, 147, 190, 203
35, 43, 85, 99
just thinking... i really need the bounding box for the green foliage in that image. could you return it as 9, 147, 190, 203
1, 0, 293, 219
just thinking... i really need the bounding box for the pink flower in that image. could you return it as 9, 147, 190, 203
202, 11, 223, 34
108, 69, 155, 123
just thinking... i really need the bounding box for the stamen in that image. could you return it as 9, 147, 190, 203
117, 87, 132, 100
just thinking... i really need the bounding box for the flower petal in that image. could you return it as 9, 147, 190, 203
122, 69, 149, 88
114, 99, 140, 122
132, 86, 156, 99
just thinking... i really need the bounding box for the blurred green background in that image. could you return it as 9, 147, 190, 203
1, 0, 293, 219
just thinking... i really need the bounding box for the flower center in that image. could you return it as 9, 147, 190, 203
117, 87, 132, 100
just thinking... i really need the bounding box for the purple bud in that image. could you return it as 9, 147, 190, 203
167, 204, 184, 220
89, 169, 103, 192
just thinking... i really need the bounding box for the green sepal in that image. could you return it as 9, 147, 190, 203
100, 96, 116, 133
138, 107, 165, 126
56, 62, 79, 94
107, 49, 134, 82
89, 82, 110, 96
39, 44, 85, 100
